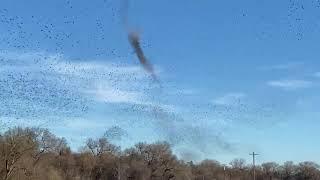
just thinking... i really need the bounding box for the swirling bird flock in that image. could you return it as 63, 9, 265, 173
0, 0, 315, 159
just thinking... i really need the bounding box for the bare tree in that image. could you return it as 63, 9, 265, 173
85, 137, 120, 157
229, 158, 248, 180
280, 161, 297, 180
1, 127, 320, 180
0, 127, 38, 180
296, 161, 320, 180
261, 162, 279, 180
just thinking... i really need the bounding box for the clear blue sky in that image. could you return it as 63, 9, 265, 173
1, 0, 320, 164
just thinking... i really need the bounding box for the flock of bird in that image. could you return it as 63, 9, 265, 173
0, 0, 316, 153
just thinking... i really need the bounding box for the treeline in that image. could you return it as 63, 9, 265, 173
0, 127, 319, 180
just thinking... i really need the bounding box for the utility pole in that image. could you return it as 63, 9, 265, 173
223, 165, 226, 180
249, 152, 259, 180
118, 156, 121, 180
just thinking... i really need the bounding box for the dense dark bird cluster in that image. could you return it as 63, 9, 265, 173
0, 53, 90, 127
103, 125, 128, 141
121, 0, 160, 83
0, 0, 123, 57
0, 0, 130, 128
286, 0, 320, 40
127, 31, 159, 82
287, 0, 306, 40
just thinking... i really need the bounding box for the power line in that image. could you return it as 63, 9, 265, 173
249, 152, 259, 180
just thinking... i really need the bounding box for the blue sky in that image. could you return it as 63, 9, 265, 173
1, 0, 320, 164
